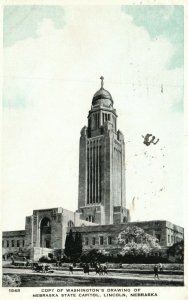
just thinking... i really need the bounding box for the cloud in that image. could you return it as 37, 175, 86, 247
124, 5, 184, 68
3, 6, 65, 47
2, 6, 184, 230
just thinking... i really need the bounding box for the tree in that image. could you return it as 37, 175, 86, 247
64, 230, 83, 259
74, 232, 83, 258
167, 240, 184, 263
78, 233, 83, 256
64, 229, 75, 257
117, 226, 160, 262
118, 226, 159, 248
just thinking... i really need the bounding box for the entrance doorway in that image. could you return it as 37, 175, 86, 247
40, 217, 51, 248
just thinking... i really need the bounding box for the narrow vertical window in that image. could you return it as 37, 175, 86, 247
87, 148, 89, 204
97, 114, 99, 127
108, 236, 112, 245
102, 113, 104, 124
90, 144, 92, 203
99, 145, 102, 203
85, 237, 89, 245
99, 236, 104, 245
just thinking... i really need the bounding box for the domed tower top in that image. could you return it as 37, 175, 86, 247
88, 76, 117, 138
92, 76, 114, 107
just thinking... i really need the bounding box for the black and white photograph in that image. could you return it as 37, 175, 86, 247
1, 0, 187, 298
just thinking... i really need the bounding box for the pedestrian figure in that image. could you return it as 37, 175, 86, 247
103, 264, 108, 274
42, 263, 46, 273
154, 264, 159, 280
95, 263, 100, 276
11, 255, 15, 265
158, 263, 163, 272
26, 258, 30, 267
99, 264, 103, 275
69, 263, 73, 275
83, 263, 89, 275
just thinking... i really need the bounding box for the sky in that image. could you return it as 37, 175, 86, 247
2, 5, 184, 231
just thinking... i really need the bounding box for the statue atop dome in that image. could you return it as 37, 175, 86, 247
100, 76, 104, 88
92, 76, 113, 107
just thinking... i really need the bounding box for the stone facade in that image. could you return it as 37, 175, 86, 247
24, 207, 74, 250
2, 218, 184, 259
69, 220, 184, 250
2, 230, 25, 251
2, 207, 94, 260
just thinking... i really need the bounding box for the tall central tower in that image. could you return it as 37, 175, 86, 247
78, 77, 129, 225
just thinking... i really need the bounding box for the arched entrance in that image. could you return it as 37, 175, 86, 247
40, 217, 51, 248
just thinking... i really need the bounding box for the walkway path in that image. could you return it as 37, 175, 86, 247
3, 267, 184, 286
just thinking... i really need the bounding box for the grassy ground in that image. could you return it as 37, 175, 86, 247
3, 268, 184, 287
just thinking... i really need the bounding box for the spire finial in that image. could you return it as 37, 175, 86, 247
100, 76, 104, 88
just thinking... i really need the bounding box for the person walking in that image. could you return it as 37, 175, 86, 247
158, 263, 163, 272
95, 263, 100, 276
42, 263, 46, 273
26, 258, 30, 267
11, 255, 15, 265
103, 263, 108, 275
69, 263, 73, 275
83, 263, 90, 275
154, 264, 159, 280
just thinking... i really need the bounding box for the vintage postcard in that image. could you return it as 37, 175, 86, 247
1, 0, 187, 299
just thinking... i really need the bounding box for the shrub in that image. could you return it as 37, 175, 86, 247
39, 255, 56, 263
167, 240, 184, 263
80, 249, 110, 263
2, 275, 21, 287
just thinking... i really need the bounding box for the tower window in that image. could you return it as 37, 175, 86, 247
68, 220, 74, 227
94, 114, 97, 128
86, 215, 94, 223
108, 114, 110, 121
12, 240, 15, 247
17, 240, 20, 247
92, 237, 96, 245
7, 240, 9, 247
97, 114, 100, 127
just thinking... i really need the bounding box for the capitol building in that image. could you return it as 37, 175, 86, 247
2, 78, 183, 260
